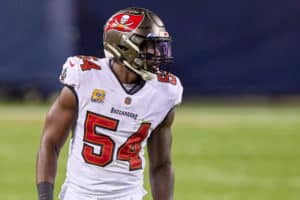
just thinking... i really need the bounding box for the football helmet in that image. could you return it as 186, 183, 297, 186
103, 7, 173, 80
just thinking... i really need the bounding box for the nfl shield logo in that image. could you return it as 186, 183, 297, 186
124, 97, 132, 105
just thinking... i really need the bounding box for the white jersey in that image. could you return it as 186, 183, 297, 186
58, 56, 183, 199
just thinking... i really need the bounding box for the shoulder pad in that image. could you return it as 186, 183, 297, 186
59, 56, 81, 88
59, 55, 104, 88
154, 73, 183, 106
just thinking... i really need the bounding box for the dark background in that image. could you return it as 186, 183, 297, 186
1, 0, 300, 99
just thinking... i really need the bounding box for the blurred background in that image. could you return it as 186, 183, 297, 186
1, 0, 300, 100
0, 0, 300, 200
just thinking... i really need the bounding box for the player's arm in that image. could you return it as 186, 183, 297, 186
147, 108, 176, 200
36, 86, 77, 200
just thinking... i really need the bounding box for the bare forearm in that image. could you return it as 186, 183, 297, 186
150, 163, 174, 200
36, 144, 59, 184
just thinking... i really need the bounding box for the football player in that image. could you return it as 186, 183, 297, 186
36, 7, 183, 200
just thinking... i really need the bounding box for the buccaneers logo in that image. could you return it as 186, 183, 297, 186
105, 13, 144, 32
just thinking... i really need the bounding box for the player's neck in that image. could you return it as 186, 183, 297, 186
111, 60, 140, 84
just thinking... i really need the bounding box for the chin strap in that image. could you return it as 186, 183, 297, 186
104, 42, 155, 81
123, 60, 154, 80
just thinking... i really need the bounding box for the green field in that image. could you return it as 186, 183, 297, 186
0, 103, 300, 200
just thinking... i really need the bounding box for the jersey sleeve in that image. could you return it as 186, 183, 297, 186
59, 56, 81, 89
165, 74, 183, 108
151, 74, 183, 130
174, 77, 183, 106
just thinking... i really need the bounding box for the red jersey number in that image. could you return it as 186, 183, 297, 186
82, 111, 151, 170
76, 55, 102, 71
157, 73, 177, 85
82, 111, 118, 167
117, 123, 151, 170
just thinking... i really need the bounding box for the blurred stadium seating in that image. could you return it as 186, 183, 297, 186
0, 0, 300, 100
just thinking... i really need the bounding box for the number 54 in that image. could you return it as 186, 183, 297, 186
82, 111, 151, 171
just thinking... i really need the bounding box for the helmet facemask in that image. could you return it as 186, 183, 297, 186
137, 37, 173, 75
